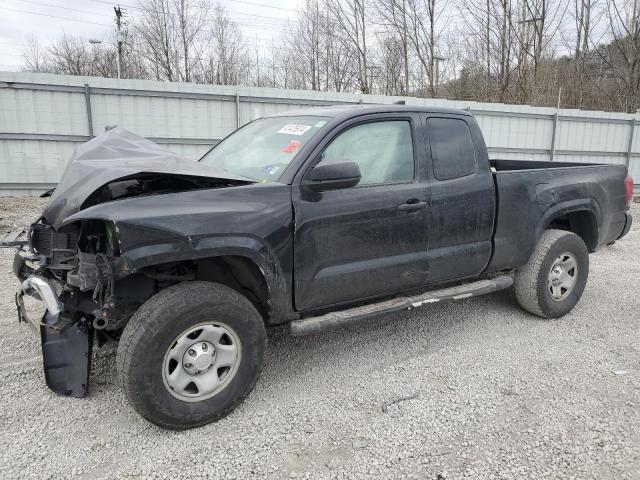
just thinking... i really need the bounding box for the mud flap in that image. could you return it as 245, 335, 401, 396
40, 311, 93, 398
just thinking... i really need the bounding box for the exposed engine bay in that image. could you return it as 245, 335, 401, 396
14, 213, 173, 397
16, 218, 130, 332
12, 128, 256, 398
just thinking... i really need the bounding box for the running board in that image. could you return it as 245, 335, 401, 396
290, 275, 513, 336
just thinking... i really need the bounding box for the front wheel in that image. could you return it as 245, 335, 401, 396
116, 281, 266, 429
514, 229, 589, 318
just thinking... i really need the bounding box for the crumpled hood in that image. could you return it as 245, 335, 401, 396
42, 127, 251, 229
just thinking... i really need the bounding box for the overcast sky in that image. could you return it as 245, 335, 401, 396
0, 0, 299, 71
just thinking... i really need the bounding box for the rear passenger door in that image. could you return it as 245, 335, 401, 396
420, 114, 495, 283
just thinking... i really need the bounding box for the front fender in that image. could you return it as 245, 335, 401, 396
60, 184, 296, 322
119, 230, 293, 324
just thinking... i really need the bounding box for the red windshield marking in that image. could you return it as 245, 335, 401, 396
281, 140, 302, 154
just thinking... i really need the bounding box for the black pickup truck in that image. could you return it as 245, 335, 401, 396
12, 105, 633, 429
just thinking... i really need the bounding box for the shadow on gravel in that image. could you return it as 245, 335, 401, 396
259, 290, 524, 383
88, 289, 525, 402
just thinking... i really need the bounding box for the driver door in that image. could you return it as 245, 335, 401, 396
292, 114, 431, 311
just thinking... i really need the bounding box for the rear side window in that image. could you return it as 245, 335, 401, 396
426, 118, 476, 180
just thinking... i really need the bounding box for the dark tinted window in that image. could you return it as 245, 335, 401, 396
427, 118, 476, 180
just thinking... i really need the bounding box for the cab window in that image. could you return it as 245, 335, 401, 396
316, 120, 415, 185
427, 117, 476, 180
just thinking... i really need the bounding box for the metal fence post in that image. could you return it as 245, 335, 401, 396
83, 84, 94, 138
550, 113, 559, 161
626, 110, 639, 170
625, 119, 635, 169
235, 93, 240, 129
549, 88, 562, 162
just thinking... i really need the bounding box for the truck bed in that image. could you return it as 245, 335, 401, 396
486, 160, 629, 273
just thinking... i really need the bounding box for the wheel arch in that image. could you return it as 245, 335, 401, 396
121, 236, 294, 325
194, 255, 271, 320
540, 204, 599, 252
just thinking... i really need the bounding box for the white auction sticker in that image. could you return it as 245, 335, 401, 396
277, 124, 312, 136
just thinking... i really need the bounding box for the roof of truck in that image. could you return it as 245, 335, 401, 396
268, 104, 472, 119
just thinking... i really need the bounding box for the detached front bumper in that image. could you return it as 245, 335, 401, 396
14, 251, 92, 398
14, 251, 60, 332
15, 277, 57, 335
21, 276, 62, 313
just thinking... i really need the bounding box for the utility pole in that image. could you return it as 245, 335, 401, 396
114, 6, 123, 79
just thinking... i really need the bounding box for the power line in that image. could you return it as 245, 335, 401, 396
229, 0, 298, 12
38, 0, 300, 33
16, 0, 113, 18
5, 1, 294, 50
234, 23, 289, 33
227, 10, 298, 23
4, 6, 112, 26
84, 0, 138, 11
83, 0, 298, 23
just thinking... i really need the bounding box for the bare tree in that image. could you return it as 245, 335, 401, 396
512, 0, 568, 101
376, 35, 407, 95
21, 35, 50, 73
135, 0, 180, 81
570, 0, 599, 106
497, 0, 516, 98
17, 0, 640, 112
173, 0, 209, 82
47, 35, 94, 76
404, 0, 448, 97
203, 4, 249, 85
602, 0, 640, 111
457, 0, 516, 101
286, 0, 325, 91
327, 0, 371, 93
282, 0, 357, 92
325, 14, 357, 91
376, 0, 411, 94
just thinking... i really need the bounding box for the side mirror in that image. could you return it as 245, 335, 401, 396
305, 161, 361, 192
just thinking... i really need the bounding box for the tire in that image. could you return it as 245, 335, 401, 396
514, 229, 589, 319
116, 281, 266, 430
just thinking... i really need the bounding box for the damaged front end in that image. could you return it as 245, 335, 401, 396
14, 219, 127, 397
13, 127, 259, 399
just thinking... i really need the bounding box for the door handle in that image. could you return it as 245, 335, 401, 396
398, 199, 429, 212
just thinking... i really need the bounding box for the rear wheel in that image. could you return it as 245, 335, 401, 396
514, 229, 589, 318
116, 281, 266, 429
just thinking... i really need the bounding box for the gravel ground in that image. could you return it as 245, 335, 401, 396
0, 197, 639, 480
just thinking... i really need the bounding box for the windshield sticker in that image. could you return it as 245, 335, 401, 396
313, 120, 327, 128
281, 140, 301, 153
264, 165, 280, 175
278, 124, 312, 136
